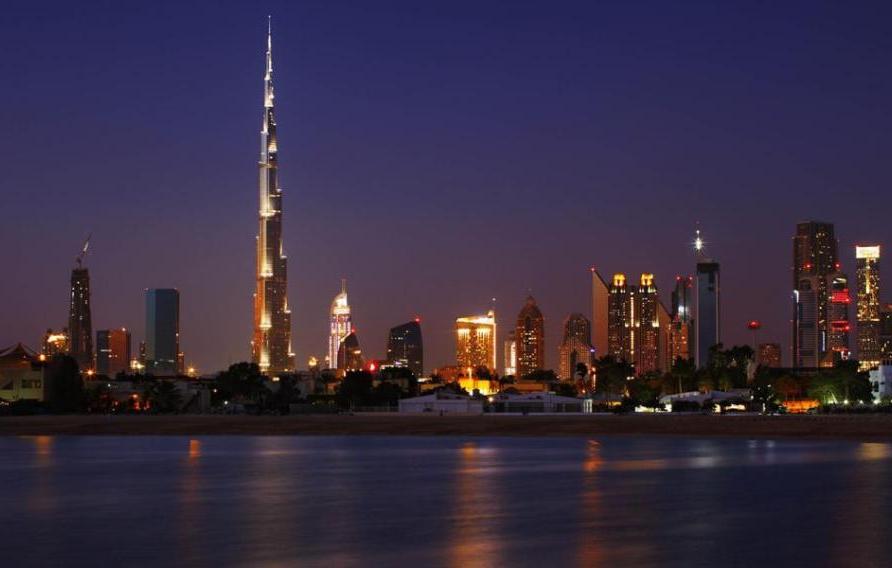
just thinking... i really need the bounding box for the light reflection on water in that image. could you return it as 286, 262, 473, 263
0, 436, 891, 567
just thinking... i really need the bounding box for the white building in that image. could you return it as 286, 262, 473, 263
869, 364, 892, 403
489, 392, 590, 413
328, 279, 353, 369
398, 392, 484, 414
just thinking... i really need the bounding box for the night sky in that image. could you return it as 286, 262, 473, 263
3, 1, 891, 372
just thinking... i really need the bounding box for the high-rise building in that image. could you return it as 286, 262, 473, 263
455, 311, 497, 371
590, 268, 609, 360
386, 320, 423, 376
503, 330, 517, 376
328, 280, 353, 370
793, 276, 820, 368
251, 22, 294, 375
826, 271, 851, 363
856, 245, 881, 370
758, 343, 782, 368
515, 296, 545, 378
145, 288, 179, 376
42, 328, 69, 358
656, 300, 672, 373
792, 221, 839, 362
337, 332, 363, 371
879, 304, 892, 361
669, 276, 694, 364
695, 251, 721, 368
608, 274, 634, 363
635, 274, 660, 374
96, 328, 131, 378
68, 256, 93, 371
558, 313, 593, 380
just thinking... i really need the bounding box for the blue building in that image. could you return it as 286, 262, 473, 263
145, 289, 179, 376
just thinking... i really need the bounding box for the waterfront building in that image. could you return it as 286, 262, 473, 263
590, 268, 610, 359
0, 343, 45, 402
792, 221, 839, 363
96, 328, 131, 377
608, 274, 634, 363
145, 288, 179, 376
635, 274, 659, 374
558, 313, 593, 380
869, 365, 892, 404
251, 22, 295, 375
856, 245, 881, 370
758, 343, 782, 368
515, 296, 544, 378
386, 320, 423, 376
455, 310, 497, 371
328, 279, 353, 370
42, 328, 69, 358
793, 276, 820, 369
695, 231, 721, 368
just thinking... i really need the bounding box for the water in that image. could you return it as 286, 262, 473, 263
1, 435, 891, 567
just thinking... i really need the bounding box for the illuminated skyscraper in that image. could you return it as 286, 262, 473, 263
856, 245, 881, 370
694, 230, 721, 368
590, 268, 609, 359
792, 221, 839, 361
656, 299, 672, 373
669, 276, 694, 364
96, 328, 131, 377
251, 21, 294, 375
879, 304, 892, 361
503, 330, 517, 376
558, 313, 593, 380
455, 311, 497, 371
608, 274, 634, 363
635, 274, 660, 374
68, 240, 93, 370
826, 272, 851, 362
146, 288, 179, 376
328, 279, 353, 370
386, 320, 423, 376
793, 277, 820, 368
515, 296, 545, 378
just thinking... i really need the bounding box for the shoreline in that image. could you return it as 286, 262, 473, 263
2, 414, 892, 440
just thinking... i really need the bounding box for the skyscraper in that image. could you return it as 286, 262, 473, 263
251, 21, 294, 375
590, 268, 609, 359
669, 276, 694, 364
503, 330, 517, 376
826, 271, 851, 362
68, 240, 93, 371
879, 304, 892, 361
515, 296, 545, 378
455, 311, 497, 371
386, 320, 423, 376
635, 274, 660, 375
792, 221, 839, 361
694, 231, 721, 368
608, 273, 634, 363
337, 332, 363, 371
656, 299, 672, 373
856, 245, 881, 370
146, 288, 179, 376
793, 277, 820, 368
328, 279, 353, 370
558, 313, 593, 380
96, 328, 131, 378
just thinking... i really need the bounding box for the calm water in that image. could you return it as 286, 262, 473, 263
1, 436, 891, 567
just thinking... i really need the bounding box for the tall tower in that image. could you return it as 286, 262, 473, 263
386, 320, 423, 377
328, 279, 353, 370
252, 20, 294, 375
792, 221, 838, 361
694, 229, 721, 367
68, 236, 93, 371
856, 245, 881, 370
146, 288, 180, 376
635, 273, 660, 374
590, 268, 609, 360
515, 296, 545, 378
608, 273, 634, 363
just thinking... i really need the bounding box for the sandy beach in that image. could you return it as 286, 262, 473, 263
1, 413, 892, 439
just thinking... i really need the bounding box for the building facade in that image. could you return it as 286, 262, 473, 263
145, 288, 179, 376
590, 268, 610, 360
328, 280, 353, 370
68, 265, 93, 371
251, 24, 295, 375
42, 329, 69, 358
455, 311, 497, 372
635, 274, 660, 374
336, 332, 363, 372
96, 328, 131, 378
608, 274, 634, 363
695, 260, 720, 368
856, 245, 881, 370
558, 313, 593, 380
793, 277, 820, 368
515, 296, 545, 378
792, 221, 839, 365
826, 271, 851, 363
386, 320, 423, 377
503, 330, 517, 376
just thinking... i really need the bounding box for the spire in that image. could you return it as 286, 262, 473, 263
693, 225, 706, 259
264, 16, 274, 108
341, 278, 347, 295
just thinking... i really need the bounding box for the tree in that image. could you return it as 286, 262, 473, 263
44, 355, 84, 413
336, 370, 374, 409
552, 381, 578, 398
594, 356, 630, 403
214, 362, 269, 406
668, 358, 696, 394
523, 369, 558, 383
146, 381, 183, 413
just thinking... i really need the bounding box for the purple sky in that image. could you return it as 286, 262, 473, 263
2, 1, 891, 372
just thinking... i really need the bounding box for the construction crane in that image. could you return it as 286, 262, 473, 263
75, 233, 92, 268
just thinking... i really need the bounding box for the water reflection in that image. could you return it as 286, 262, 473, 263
450, 441, 503, 568
577, 440, 604, 566
176, 438, 203, 565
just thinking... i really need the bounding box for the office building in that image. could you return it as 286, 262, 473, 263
669, 276, 694, 364
68, 259, 93, 371
558, 313, 593, 380
826, 272, 851, 363
455, 310, 497, 371
793, 277, 820, 368
515, 296, 545, 378
608, 274, 634, 363
145, 288, 179, 376
336, 332, 363, 371
386, 320, 423, 376
251, 22, 295, 375
328, 279, 353, 370
856, 245, 881, 370
590, 268, 609, 359
792, 221, 839, 363
96, 328, 131, 378
635, 274, 660, 374
695, 249, 721, 367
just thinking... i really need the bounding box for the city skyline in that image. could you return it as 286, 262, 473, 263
3, 3, 892, 372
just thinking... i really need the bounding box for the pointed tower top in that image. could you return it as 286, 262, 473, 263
341, 278, 347, 294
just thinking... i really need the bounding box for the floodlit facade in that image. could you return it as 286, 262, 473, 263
42, 328, 69, 358
96, 328, 131, 378
515, 296, 545, 378
386, 320, 423, 376
328, 280, 353, 370
558, 313, 593, 380
856, 245, 881, 370
455, 310, 497, 371
608, 274, 634, 363
146, 289, 179, 376
251, 23, 295, 375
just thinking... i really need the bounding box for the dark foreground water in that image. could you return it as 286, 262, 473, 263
1, 436, 891, 567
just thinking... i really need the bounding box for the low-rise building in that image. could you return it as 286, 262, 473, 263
488, 392, 589, 413
398, 392, 483, 414
869, 364, 892, 404
0, 344, 46, 403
